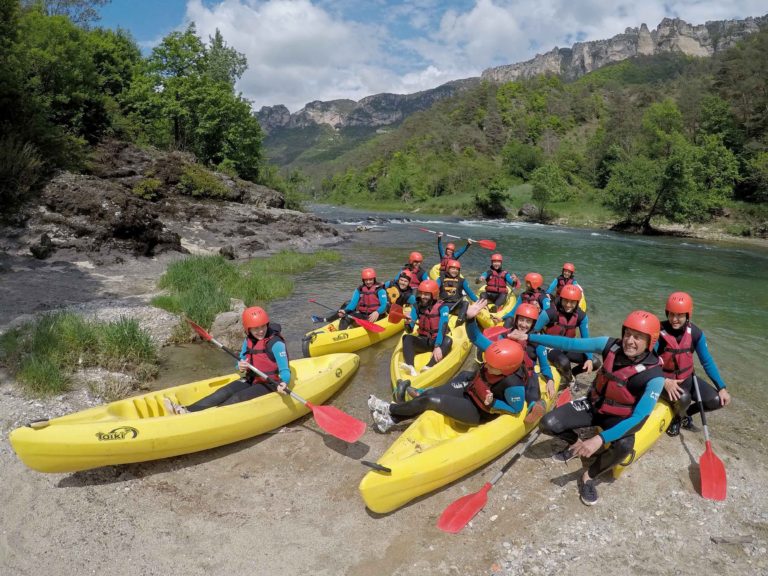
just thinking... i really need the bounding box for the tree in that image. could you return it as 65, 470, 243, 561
604, 155, 663, 227
501, 139, 542, 179
530, 161, 571, 220
641, 98, 684, 159
204, 29, 246, 87
22, 0, 109, 26
474, 178, 509, 218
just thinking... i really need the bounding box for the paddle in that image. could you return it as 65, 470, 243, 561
387, 303, 405, 323
436, 387, 571, 534
417, 227, 497, 251
186, 319, 366, 443
307, 299, 386, 333
482, 325, 510, 341
693, 375, 727, 501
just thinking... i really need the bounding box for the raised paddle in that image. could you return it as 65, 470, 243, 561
307, 299, 386, 333
186, 319, 366, 443
693, 375, 727, 501
417, 227, 497, 251
436, 387, 572, 534
387, 303, 405, 323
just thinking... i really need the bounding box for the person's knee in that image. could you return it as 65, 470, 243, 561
610, 436, 634, 459
539, 411, 563, 436
674, 391, 692, 416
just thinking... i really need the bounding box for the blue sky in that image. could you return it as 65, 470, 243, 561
98, 1, 768, 112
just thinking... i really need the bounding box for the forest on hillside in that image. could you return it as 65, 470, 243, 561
318, 31, 768, 234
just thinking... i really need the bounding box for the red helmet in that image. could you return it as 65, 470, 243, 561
361, 267, 376, 280
242, 306, 269, 330
417, 279, 439, 299
409, 251, 423, 264
491, 253, 503, 262
666, 291, 693, 317
524, 272, 543, 290
446, 259, 461, 270
560, 284, 582, 302
484, 339, 525, 374
514, 303, 540, 322
446, 242, 456, 252
562, 262, 575, 273
622, 310, 660, 351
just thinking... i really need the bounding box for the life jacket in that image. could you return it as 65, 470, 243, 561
589, 343, 659, 417
357, 283, 382, 314
243, 324, 284, 384
401, 266, 421, 289
467, 350, 534, 412
544, 307, 582, 338
485, 268, 508, 294
520, 289, 547, 309
439, 255, 452, 273
417, 300, 445, 340
439, 273, 464, 303
555, 275, 575, 297
658, 325, 695, 380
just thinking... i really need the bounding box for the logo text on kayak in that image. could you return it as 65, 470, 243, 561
95, 426, 139, 441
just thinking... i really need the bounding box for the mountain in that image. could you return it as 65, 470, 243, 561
260, 13, 767, 171
482, 15, 768, 83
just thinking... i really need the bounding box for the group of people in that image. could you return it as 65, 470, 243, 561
165, 231, 731, 508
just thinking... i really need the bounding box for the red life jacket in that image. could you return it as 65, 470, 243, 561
468, 348, 535, 412
485, 268, 508, 294
555, 276, 575, 297
589, 343, 657, 417
658, 326, 695, 380
439, 255, 452, 272
417, 300, 445, 340
357, 283, 381, 314
439, 273, 464, 303
401, 267, 421, 289
521, 289, 546, 309
545, 308, 580, 338
243, 326, 284, 383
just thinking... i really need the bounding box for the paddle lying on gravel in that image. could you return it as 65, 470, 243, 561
436, 388, 573, 534
187, 319, 366, 443
417, 227, 497, 251
693, 375, 727, 501
308, 299, 386, 333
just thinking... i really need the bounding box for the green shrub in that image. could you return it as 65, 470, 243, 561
132, 177, 162, 201
0, 137, 43, 218
177, 164, 231, 199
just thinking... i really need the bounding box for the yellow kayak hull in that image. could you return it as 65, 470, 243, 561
612, 399, 673, 478
302, 316, 404, 357
428, 263, 441, 280
10, 353, 360, 473
389, 315, 473, 395
360, 368, 559, 514
476, 289, 516, 330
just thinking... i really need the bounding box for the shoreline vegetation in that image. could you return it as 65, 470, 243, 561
0, 250, 340, 397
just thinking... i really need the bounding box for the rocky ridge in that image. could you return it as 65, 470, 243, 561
482, 14, 768, 83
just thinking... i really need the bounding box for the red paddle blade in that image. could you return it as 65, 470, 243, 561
483, 326, 509, 340
388, 304, 405, 323
437, 482, 492, 533
476, 239, 496, 250
556, 387, 572, 407
351, 316, 386, 333
187, 319, 213, 341
306, 402, 366, 443
700, 441, 727, 501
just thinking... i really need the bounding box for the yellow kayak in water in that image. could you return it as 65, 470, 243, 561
302, 315, 404, 357
360, 367, 560, 514
10, 353, 359, 473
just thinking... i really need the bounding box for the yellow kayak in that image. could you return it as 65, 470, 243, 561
302, 315, 404, 357
389, 314, 472, 396
612, 399, 674, 478
360, 368, 559, 514
10, 353, 360, 473
428, 263, 441, 280
476, 289, 516, 330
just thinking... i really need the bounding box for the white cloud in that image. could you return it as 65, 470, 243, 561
183, 0, 767, 112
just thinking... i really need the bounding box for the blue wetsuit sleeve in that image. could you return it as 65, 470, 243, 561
434, 305, 450, 347
376, 288, 388, 315
528, 334, 610, 354
238, 339, 248, 365
437, 236, 445, 259
479, 271, 489, 281
383, 280, 392, 289
408, 305, 419, 328
270, 341, 292, 384
462, 279, 478, 301
533, 310, 551, 333
504, 272, 518, 288
546, 279, 558, 295
695, 333, 727, 389
420, 270, 429, 282
579, 315, 593, 361
599, 376, 663, 444
536, 345, 554, 380
467, 319, 492, 351
503, 299, 520, 320
345, 289, 361, 312
454, 242, 470, 258
541, 294, 551, 311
